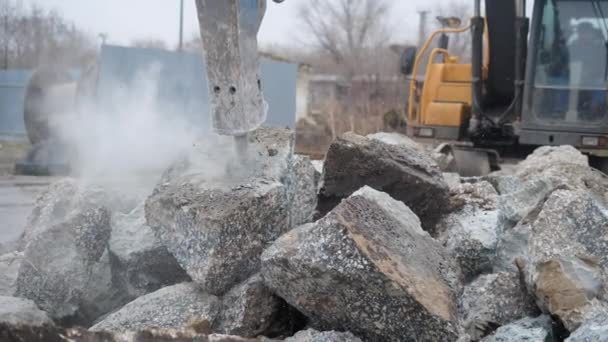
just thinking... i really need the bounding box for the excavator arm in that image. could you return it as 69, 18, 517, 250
194, 0, 286, 137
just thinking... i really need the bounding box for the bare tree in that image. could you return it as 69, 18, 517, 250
131, 38, 169, 51
298, 0, 392, 79
0, 0, 94, 69
433, 0, 473, 61
182, 33, 203, 53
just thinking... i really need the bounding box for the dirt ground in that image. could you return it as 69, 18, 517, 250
0, 140, 29, 176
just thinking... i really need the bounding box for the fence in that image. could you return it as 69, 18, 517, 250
0, 45, 298, 141
0, 70, 32, 140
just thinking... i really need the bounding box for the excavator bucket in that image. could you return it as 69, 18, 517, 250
194, 0, 267, 136
434, 143, 501, 177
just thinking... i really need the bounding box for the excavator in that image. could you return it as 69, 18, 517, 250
403, 0, 608, 176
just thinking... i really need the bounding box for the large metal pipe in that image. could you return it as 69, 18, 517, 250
469, 0, 484, 135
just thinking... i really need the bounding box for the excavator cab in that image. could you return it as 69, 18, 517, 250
403, 0, 608, 175
520, 0, 608, 158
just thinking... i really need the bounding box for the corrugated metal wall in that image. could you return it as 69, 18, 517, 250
0, 70, 32, 140
0, 45, 297, 141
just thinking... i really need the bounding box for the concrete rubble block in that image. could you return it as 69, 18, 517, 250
15, 200, 121, 326
566, 302, 608, 342
530, 163, 608, 206
0, 325, 262, 341
262, 186, 461, 342
482, 174, 525, 195
0, 251, 23, 296
459, 272, 539, 338
494, 221, 532, 273
146, 176, 290, 296
214, 274, 301, 338
527, 189, 608, 331
286, 155, 318, 227
367, 132, 425, 151
319, 132, 450, 231
281, 329, 363, 342
480, 315, 554, 342
515, 145, 589, 178
0, 296, 54, 327
443, 172, 462, 191
497, 178, 553, 227
437, 182, 499, 280
20, 178, 79, 244
109, 203, 190, 300
90, 282, 221, 333
20, 178, 142, 248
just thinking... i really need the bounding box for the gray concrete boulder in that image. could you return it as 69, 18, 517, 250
262, 186, 461, 342
480, 315, 554, 342
155, 127, 315, 229
146, 177, 290, 296
20, 178, 79, 244
494, 221, 533, 273
109, 204, 190, 299
90, 282, 221, 333
566, 302, 608, 342
286, 155, 317, 227
527, 189, 608, 331
482, 175, 525, 195
0, 251, 22, 296
0, 296, 54, 327
20, 178, 142, 247
438, 182, 499, 281
443, 172, 462, 191
214, 274, 295, 338
15, 200, 121, 326
319, 132, 450, 232
497, 179, 554, 227
367, 132, 425, 151
515, 145, 588, 178
146, 127, 316, 295
459, 272, 539, 335
0, 325, 261, 342
282, 329, 362, 342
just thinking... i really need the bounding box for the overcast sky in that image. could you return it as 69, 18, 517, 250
23, 0, 437, 48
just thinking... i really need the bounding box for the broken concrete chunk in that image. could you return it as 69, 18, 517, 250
320, 132, 450, 231
109, 203, 190, 299
286, 155, 318, 227
527, 189, 608, 331
283, 329, 363, 342
16, 202, 121, 326
214, 274, 290, 338
480, 315, 554, 342
90, 282, 220, 333
0, 296, 54, 327
262, 186, 461, 342
497, 179, 553, 227
146, 177, 290, 296
443, 172, 462, 191
0, 251, 22, 296
566, 302, 608, 341
532, 257, 603, 332
20, 178, 79, 244
482, 175, 525, 195
438, 182, 499, 281
515, 145, 589, 178
494, 221, 532, 273
1, 324, 263, 342
460, 272, 539, 337
367, 132, 424, 151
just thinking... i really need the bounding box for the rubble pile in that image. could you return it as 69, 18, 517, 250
2, 129, 608, 341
